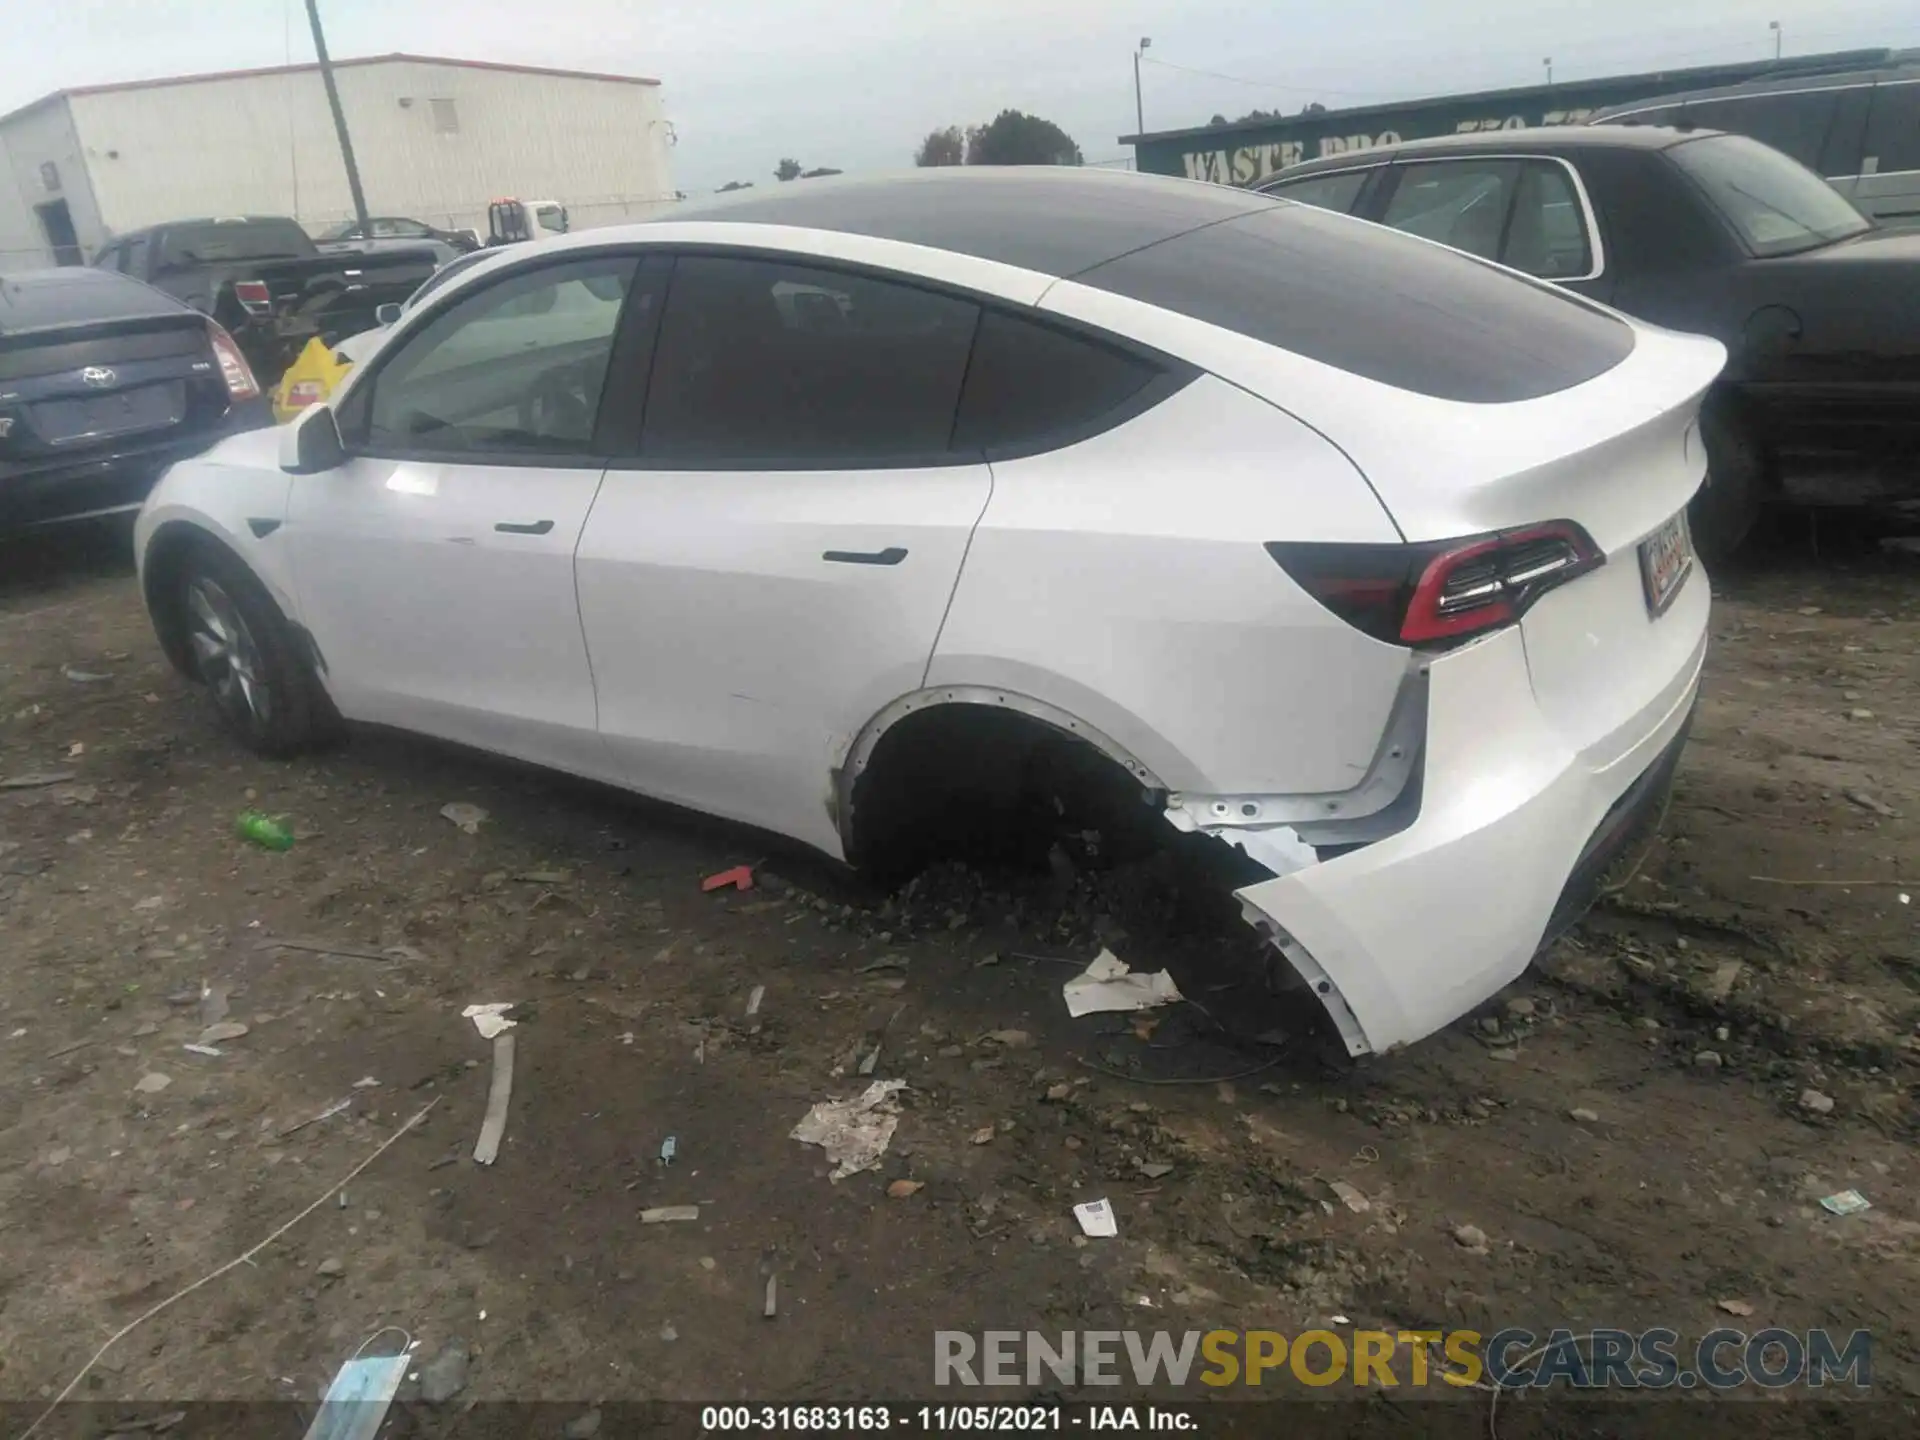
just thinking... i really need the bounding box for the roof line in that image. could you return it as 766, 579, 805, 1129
1118, 44, 1896, 145
1, 51, 659, 128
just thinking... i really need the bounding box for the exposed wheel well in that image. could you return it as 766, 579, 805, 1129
843, 701, 1168, 883
142, 522, 225, 679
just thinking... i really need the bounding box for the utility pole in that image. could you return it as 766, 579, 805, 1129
1770, 20, 1782, 61
304, 0, 369, 230
1543, 57, 1553, 85
1134, 36, 1151, 135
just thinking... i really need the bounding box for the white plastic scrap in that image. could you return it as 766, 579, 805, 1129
790, 1079, 907, 1181
462, 1003, 517, 1039
440, 802, 488, 834
1062, 948, 1183, 1018
1073, 1198, 1119, 1238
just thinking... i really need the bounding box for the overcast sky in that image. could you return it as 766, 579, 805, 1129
7, 0, 1917, 193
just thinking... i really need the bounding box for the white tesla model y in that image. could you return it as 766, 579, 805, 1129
135, 168, 1722, 1056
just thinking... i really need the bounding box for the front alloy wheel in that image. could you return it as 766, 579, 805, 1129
186, 575, 273, 732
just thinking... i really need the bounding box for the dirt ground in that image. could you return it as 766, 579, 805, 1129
2, 516, 1918, 1430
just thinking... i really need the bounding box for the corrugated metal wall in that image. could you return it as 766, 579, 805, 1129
59, 58, 673, 249
0, 97, 107, 271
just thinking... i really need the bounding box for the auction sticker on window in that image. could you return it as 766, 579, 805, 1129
1639, 510, 1694, 618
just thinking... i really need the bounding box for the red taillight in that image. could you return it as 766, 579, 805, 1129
206, 322, 261, 402
1267, 521, 1604, 650
233, 279, 272, 313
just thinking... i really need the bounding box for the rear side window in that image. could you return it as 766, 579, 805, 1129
953, 311, 1161, 454
1265, 169, 1372, 214
1683, 91, 1839, 170
1381, 160, 1519, 261
1074, 202, 1633, 403
642, 255, 979, 465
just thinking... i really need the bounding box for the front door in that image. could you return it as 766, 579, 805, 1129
575, 252, 992, 855
287, 252, 644, 776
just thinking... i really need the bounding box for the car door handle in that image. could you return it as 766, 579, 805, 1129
822, 546, 908, 566
495, 519, 555, 535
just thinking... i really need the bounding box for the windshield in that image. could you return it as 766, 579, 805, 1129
1668, 133, 1870, 258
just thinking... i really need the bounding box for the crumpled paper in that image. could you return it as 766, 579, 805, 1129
790, 1079, 907, 1181
1061, 948, 1183, 1018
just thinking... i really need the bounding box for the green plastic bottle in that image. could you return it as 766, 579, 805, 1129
236, 811, 294, 851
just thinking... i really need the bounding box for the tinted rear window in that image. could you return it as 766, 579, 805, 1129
1072, 201, 1634, 403
953, 311, 1162, 454
158, 221, 313, 269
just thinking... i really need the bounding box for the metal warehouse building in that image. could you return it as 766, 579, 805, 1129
0, 52, 675, 272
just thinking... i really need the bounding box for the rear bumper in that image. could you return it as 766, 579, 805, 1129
1235, 617, 1706, 1057
0, 396, 271, 531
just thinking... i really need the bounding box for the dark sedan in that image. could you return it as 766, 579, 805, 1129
315, 216, 480, 254
1, 268, 271, 533
1258, 125, 1920, 554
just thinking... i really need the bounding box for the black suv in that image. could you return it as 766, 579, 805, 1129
0, 267, 270, 533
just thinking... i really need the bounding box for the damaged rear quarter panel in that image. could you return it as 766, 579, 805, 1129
927, 375, 1408, 795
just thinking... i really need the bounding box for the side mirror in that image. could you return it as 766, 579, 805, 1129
280, 403, 346, 474
375, 302, 403, 326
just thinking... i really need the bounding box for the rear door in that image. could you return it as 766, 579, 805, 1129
574, 252, 989, 855
288, 252, 645, 775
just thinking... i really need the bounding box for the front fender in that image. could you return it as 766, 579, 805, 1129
136, 425, 300, 622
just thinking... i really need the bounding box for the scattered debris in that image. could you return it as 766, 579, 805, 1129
1800, 1089, 1836, 1116
254, 935, 406, 962
45, 1147, 71, 1167
764, 1274, 778, 1319
462, 1003, 517, 1039
1073, 1199, 1118, 1238
1328, 1180, 1371, 1213
858, 956, 908, 974
1717, 1299, 1755, 1318
1847, 709, 1875, 721
316, 1256, 345, 1278
1704, 961, 1745, 1003
133, 1072, 171, 1094
353, 1076, 380, 1089
745, 985, 766, 1017
1693, 1051, 1724, 1072
303, 1351, 408, 1440
790, 1079, 908, 1180
196, 1021, 249, 1047
440, 803, 488, 835
969, 1126, 996, 1145
1137, 1161, 1175, 1180
182, 1044, 224, 1058
1843, 789, 1899, 818
1819, 1190, 1872, 1217
887, 1180, 925, 1198
983, 1029, 1034, 1049
472, 1032, 515, 1166
279, 1097, 353, 1137
1044, 1083, 1072, 1102
701, 865, 755, 893
63, 666, 111, 683
1569, 1107, 1601, 1124
640, 1206, 702, 1224
199, 983, 230, 1028
659, 1136, 677, 1167
1486, 1047, 1519, 1063
514, 869, 572, 884
1061, 948, 1183, 1018
418, 1341, 471, 1404
563, 1409, 603, 1440
1453, 1223, 1490, 1252
235, 811, 294, 851
0, 770, 77, 790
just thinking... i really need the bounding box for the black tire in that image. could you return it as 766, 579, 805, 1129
1691, 397, 1765, 564
174, 543, 329, 758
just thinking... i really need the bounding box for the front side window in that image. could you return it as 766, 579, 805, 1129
1268, 169, 1373, 215
354, 255, 636, 457
1668, 133, 1871, 257
1382, 160, 1520, 261
641, 255, 979, 465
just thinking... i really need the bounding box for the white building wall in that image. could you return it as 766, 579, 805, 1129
0, 97, 107, 271
20, 56, 673, 255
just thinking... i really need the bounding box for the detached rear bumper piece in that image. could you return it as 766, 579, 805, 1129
1234, 623, 1704, 1057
